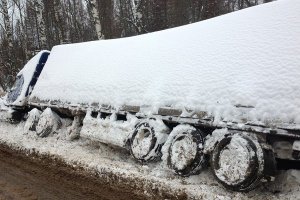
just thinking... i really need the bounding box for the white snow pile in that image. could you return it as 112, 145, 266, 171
0, 121, 300, 199
30, 0, 300, 125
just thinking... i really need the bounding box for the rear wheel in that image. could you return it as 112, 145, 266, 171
130, 119, 169, 163
166, 125, 206, 176
36, 108, 61, 138
210, 133, 275, 191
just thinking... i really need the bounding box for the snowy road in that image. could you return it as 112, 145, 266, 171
0, 143, 149, 200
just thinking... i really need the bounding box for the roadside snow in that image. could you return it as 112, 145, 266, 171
0, 86, 4, 97
0, 121, 299, 199
0, 97, 8, 111
30, 0, 300, 126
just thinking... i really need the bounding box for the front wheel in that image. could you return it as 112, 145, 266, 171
24, 108, 42, 133
36, 108, 61, 137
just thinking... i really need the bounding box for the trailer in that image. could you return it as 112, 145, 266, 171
4, 0, 300, 191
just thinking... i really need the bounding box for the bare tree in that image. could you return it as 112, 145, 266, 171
87, 0, 104, 39
35, 0, 47, 49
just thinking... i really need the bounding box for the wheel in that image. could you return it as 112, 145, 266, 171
165, 125, 206, 176
7, 109, 24, 124
210, 133, 267, 191
24, 108, 42, 133
129, 119, 169, 163
36, 108, 62, 137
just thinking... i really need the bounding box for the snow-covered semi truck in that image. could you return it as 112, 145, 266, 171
4, 0, 300, 191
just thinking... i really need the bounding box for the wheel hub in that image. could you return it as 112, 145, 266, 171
131, 127, 153, 159
216, 136, 253, 184
171, 135, 197, 171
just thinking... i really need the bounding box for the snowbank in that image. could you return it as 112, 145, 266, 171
30, 0, 300, 125
0, 121, 299, 199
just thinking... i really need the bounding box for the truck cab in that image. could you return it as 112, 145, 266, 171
6, 51, 50, 108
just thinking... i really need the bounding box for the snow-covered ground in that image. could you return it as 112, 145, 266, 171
0, 103, 299, 199
30, 0, 300, 126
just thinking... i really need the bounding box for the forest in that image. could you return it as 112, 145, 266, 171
0, 0, 272, 90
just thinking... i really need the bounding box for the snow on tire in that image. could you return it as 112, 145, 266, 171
36, 108, 62, 138
129, 119, 169, 163
24, 108, 42, 133
163, 125, 206, 176
210, 133, 265, 192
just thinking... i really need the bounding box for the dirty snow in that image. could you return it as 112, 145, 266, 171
30, 0, 300, 126
0, 121, 299, 199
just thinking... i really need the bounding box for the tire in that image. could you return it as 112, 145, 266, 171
24, 108, 42, 133
210, 133, 266, 192
36, 108, 62, 138
129, 119, 169, 163
8, 109, 24, 124
166, 125, 207, 176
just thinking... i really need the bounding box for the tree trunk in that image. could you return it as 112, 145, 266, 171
1, 0, 14, 55
35, 0, 47, 49
89, 0, 104, 39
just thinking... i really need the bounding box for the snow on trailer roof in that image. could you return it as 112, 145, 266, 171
30, 0, 300, 125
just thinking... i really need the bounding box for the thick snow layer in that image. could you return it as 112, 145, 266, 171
30, 0, 300, 125
0, 121, 300, 199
